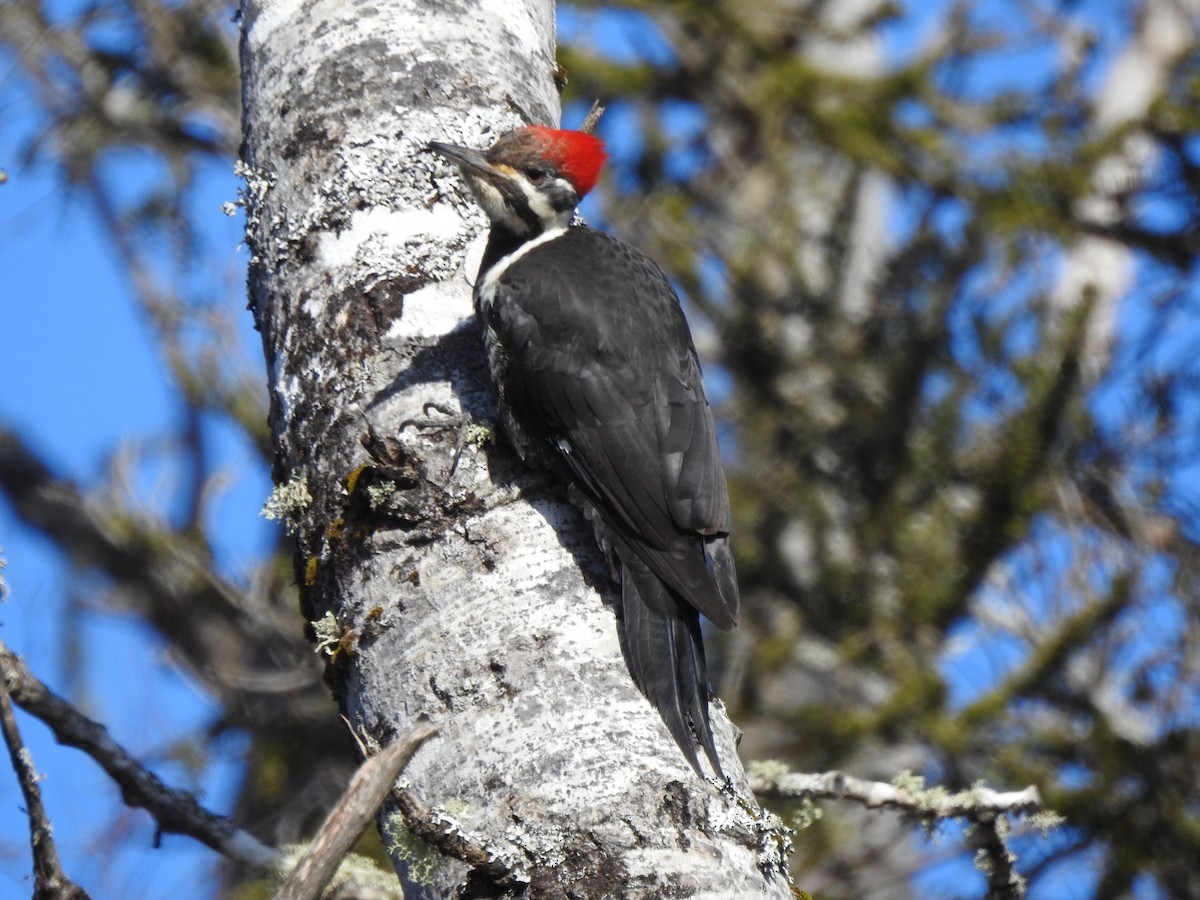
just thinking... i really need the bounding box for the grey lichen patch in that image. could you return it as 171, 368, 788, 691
708, 785, 795, 880
262, 473, 313, 534
382, 809, 443, 886
312, 610, 343, 657
274, 844, 405, 899
891, 770, 949, 840
463, 420, 495, 448
750, 806, 795, 880
233, 158, 278, 267
746, 758, 790, 783
974, 845, 1002, 876
503, 817, 567, 869
0, 548, 7, 601
1028, 808, 1066, 835
891, 769, 950, 815
366, 479, 398, 509
384, 801, 530, 890
288, 124, 472, 288
785, 797, 823, 831
309, 607, 360, 664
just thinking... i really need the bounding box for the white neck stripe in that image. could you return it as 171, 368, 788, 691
478, 226, 569, 307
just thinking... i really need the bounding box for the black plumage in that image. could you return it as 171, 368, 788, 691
478, 226, 738, 776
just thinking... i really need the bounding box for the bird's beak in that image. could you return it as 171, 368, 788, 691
428, 141, 495, 180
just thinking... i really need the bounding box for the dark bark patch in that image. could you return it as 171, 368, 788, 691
488, 657, 518, 700
521, 842, 632, 900
329, 272, 419, 356
429, 674, 455, 711
281, 116, 339, 161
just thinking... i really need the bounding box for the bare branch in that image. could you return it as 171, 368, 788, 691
0, 427, 318, 731
0, 672, 90, 899
274, 722, 438, 900
750, 764, 1048, 897
0, 640, 279, 872
749, 765, 1043, 819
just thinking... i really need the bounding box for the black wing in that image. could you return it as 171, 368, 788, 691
484, 226, 738, 630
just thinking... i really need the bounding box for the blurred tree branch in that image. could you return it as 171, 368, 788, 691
0, 640, 278, 872
0, 667, 90, 899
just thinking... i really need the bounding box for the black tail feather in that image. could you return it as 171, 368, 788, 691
619, 555, 724, 779
704, 533, 739, 628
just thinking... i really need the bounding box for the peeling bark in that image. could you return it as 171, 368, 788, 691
239, 0, 790, 896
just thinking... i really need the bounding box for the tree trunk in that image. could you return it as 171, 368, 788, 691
238, 0, 791, 896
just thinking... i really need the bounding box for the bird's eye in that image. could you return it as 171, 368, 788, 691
526, 168, 548, 185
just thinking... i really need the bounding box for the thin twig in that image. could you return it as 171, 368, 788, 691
274, 722, 438, 900
0, 640, 278, 871
0, 674, 90, 899
579, 100, 606, 134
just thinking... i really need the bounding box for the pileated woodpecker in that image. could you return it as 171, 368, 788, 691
429, 126, 738, 777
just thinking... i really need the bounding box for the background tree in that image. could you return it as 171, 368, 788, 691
1, 0, 1198, 897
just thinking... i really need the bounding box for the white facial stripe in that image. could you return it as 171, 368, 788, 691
515, 176, 575, 232
520, 179, 554, 221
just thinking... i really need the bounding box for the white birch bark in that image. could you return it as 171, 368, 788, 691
239, 0, 791, 896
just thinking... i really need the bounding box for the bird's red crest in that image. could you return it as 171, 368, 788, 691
525, 126, 607, 197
